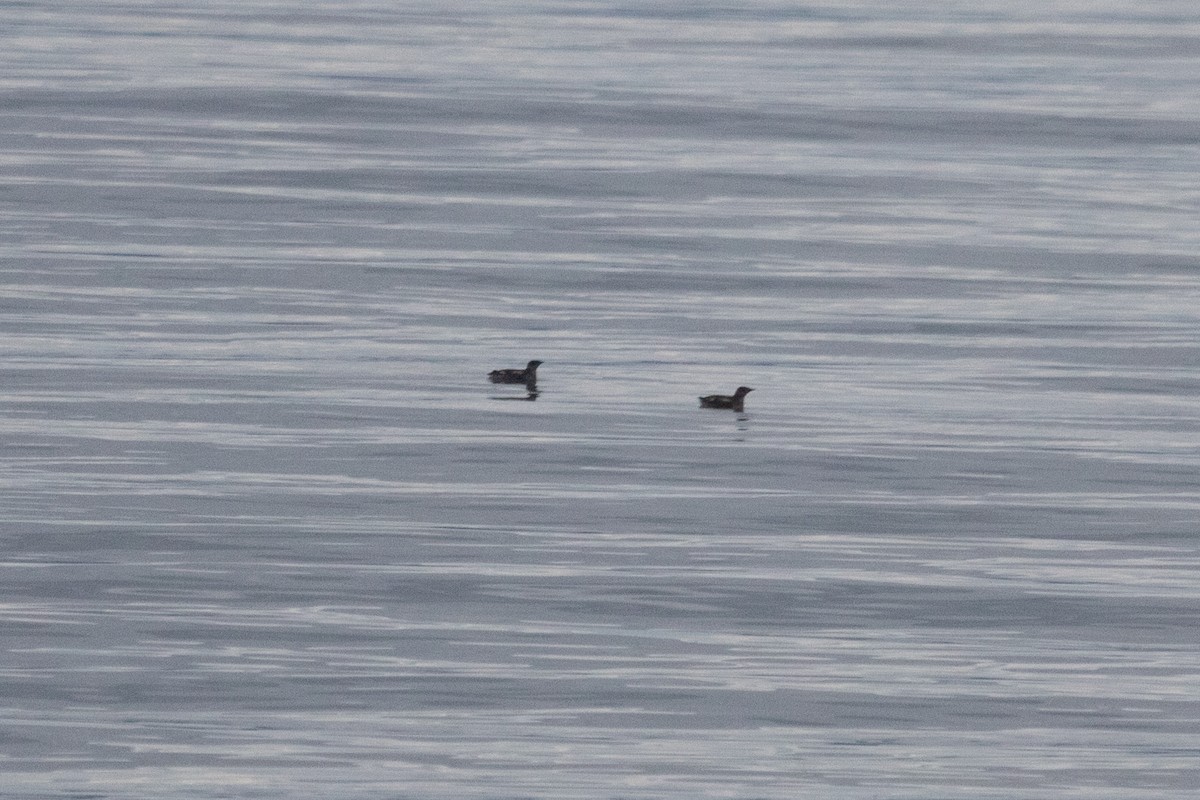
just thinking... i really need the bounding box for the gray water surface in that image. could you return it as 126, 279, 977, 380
3, 1, 1200, 797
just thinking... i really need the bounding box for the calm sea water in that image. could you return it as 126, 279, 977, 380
3, 1, 1200, 797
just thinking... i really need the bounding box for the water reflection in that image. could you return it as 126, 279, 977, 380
490, 388, 539, 401
6, 1, 1199, 797
734, 413, 751, 440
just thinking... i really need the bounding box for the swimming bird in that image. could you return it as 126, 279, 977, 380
698, 386, 754, 411
488, 360, 543, 384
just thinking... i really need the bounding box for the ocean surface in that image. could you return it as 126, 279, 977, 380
3, 1, 1199, 797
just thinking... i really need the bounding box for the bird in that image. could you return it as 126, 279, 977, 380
698, 386, 754, 411
488, 360, 543, 385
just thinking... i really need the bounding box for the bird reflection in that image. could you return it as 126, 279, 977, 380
733, 413, 750, 439
490, 387, 539, 401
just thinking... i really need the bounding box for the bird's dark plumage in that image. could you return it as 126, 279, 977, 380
698, 386, 754, 411
488, 360, 543, 384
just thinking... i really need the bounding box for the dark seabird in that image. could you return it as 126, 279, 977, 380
488, 360, 542, 384
698, 386, 754, 411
